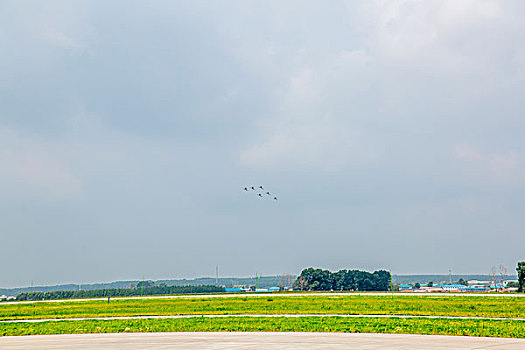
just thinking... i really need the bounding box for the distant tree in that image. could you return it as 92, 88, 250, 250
136, 281, 155, 289
414, 282, 420, 289
427, 281, 433, 287
372, 270, 391, 291
285, 275, 295, 289
361, 278, 373, 291
16, 285, 225, 301
296, 268, 330, 291
490, 266, 497, 288
332, 270, 347, 291
499, 265, 507, 286
507, 281, 519, 288
294, 276, 308, 291
457, 278, 467, 286
517, 262, 525, 293
294, 268, 390, 292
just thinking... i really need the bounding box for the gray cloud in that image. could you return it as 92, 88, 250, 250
1, 0, 524, 287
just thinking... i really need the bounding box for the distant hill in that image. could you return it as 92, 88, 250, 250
3, 274, 518, 297
0, 275, 289, 296
157, 276, 286, 289
0, 281, 139, 297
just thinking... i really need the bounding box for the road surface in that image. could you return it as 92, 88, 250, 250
1, 332, 524, 349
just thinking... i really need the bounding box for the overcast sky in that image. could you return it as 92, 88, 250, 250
1, 0, 525, 288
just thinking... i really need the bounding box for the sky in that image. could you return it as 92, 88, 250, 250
1, 0, 525, 288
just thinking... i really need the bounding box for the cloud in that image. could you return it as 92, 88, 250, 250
2, 0, 525, 285
41, 25, 85, 52
489, 152, 518, 173
237, 0, 525, 175
454, 144, 485, 162
453, 143, 519, 181
0, 112, 187, 201
0, 129, 82, 199
239, 65, 377, 171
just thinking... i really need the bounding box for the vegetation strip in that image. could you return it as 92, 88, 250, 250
2, 295, 525, 321
2, 314, 525, 323
1, 316, 524, 338
3, 292, 525, 307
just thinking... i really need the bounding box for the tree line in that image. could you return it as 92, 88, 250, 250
294, 268, 391, 291
518, 261, 525, 293
16, 284, 225, 301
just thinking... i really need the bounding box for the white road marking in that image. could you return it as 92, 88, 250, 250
2, 313, 525, 323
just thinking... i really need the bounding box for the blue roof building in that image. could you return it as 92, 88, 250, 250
462, 286, 487, 291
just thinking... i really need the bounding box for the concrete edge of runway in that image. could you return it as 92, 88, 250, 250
0, 331, 524, 350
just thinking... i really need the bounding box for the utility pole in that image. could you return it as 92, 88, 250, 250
449, 269, 452, 284
390, 271, 394, 301
30, 280, 35, 316
141, 274, 144, 300
216, 265, 219, 286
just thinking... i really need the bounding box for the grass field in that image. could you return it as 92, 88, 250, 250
1, 316, 524, 338
1, 295, 525, 321
2, 294, 525, 338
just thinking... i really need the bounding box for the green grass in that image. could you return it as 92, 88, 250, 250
1, 316, 524, 338
1, 295, 525, 321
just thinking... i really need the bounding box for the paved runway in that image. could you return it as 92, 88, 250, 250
1, 332, 524, 349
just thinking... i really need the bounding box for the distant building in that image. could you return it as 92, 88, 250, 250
398, 284, 412, 291
420, 286, 444, 292
461, 286, 487, 292
467, 280, 490, 286
434, 284, 464, 292
489, 284, 505, 291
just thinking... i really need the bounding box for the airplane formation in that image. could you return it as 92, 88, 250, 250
243, 185, 277, 201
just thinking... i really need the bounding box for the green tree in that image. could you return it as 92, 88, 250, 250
294, 268, 390, 292
136, 281, 155, 289
16, 285, 225, 301
427, 281, 433, 287
517, 261, 525, 293
372, 270, 391, 291
414, 282, 420, 289
332, 270, 347, 291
